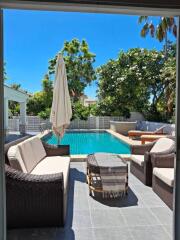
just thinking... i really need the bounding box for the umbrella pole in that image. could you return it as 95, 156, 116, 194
57, 136, 60, 146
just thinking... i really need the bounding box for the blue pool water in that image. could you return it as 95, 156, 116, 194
44, 131, 130, 155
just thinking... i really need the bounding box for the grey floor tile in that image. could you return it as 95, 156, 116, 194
128, 175, 143, 186
88, 196, 113, 210
121, 207, 161, 226
88, 187, 144, 210
91, 209, 127, 227
130, 226, 171, 240
66, 210, 92, 229
140, 193, 167, 207
56, 228, 94, 240
163, 224, 173, 238
7, 163, 174, 240
150, 207, 173, 225
132, 184, 154, 195
73, 228, 95, 240
93, 227, 133, 240
7, 228, 57, 240
72, 194, 89, 211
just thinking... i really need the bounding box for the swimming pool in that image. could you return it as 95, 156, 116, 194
43, 131, 130, 155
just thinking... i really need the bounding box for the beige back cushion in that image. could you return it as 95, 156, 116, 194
150, 138, 175, 153
7, 145, 27, 173
18, 140, 36, 172
18, 137, 46, 173
30, 137, 47, 165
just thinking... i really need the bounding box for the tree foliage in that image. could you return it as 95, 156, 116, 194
97, 47, 176, 122
27, 74, 53, 119
138, 16, 177, 57
48, 39, 96, 101
138, 17, 177, 41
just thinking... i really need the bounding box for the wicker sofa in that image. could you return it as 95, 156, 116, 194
130, 138, 175, 186
5, 135, 70, 228
151, 153, 175, 209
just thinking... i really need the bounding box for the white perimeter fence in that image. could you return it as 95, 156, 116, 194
8, 112, 175, 135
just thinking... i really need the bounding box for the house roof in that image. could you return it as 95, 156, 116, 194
4, 84, 29, 103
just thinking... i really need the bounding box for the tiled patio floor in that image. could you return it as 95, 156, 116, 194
8, 162, 173, 240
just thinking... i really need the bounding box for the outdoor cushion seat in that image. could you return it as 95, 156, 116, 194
153, 167, 174, 187
31, 156, 70, 190
130, 155, 144, 166
6, 136, 70, 228
130, 137, 175, 186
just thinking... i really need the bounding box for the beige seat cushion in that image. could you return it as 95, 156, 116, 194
131, 155, 144, 167
31, 156, 70, 190
31, 156, 70, 223
7, 145, 27, 173
150, 138, 174, 153
153, 167, 174, 187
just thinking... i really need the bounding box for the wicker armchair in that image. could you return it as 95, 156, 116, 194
130, 138, 175, 186
151, 153, 175, 209
5, 137, 70, 228
130, 142, 155, 186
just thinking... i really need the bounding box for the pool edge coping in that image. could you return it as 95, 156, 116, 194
38, 129, 141, 160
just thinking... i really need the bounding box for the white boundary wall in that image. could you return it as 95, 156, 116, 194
8, 112, 144, 132
8, 113, 175, 135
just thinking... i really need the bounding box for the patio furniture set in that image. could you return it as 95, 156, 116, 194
5, 136, 70, 228
130, 137, 175, 209
4, 134, 175, 229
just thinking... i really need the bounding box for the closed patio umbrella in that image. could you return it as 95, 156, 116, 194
50, 54, 72, 144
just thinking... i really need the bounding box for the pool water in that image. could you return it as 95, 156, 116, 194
44, 131, 130, 155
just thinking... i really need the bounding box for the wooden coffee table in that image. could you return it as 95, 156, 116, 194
86, 154, 128, 197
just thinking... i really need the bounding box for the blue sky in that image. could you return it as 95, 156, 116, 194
4, 10, 175, 99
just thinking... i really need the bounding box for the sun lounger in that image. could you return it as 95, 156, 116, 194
128, 125, 166, 138
141, 134, 169, 144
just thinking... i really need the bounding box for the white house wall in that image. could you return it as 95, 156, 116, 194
4, 85, 28, 103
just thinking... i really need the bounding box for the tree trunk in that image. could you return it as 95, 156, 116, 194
164, 31, 168, 59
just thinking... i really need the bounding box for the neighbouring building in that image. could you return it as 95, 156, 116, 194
80, 94, 97, 107
4, 85, 29, 134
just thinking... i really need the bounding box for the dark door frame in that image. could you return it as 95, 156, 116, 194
0, 2, 180, 240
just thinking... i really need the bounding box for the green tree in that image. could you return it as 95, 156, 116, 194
158, 53, 176, 120
138, 16, 177, 57
27, 74, 53, 119
97, 48, 175, 122
72, 101, 91, 120
48, 39, 96, 101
